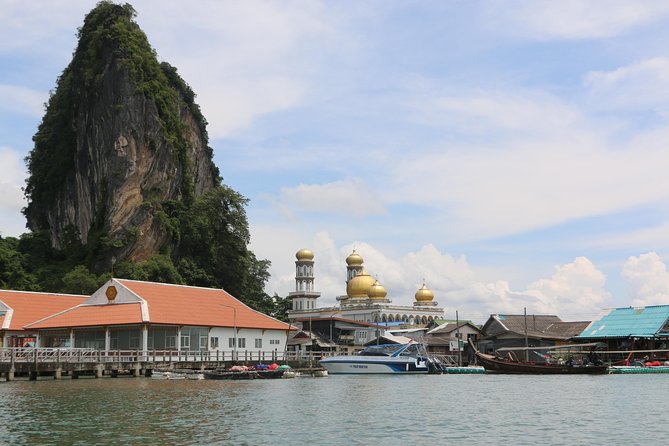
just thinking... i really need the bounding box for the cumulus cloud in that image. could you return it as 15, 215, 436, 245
280, 177, 386, 217
263, 231, 612, 322
622, 252, 669, 306
485, 0, 669, 40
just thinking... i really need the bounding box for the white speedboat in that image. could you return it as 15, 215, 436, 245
319, 342, 438, 374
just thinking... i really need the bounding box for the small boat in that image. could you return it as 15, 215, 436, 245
468, 339, 608, 375
319, 341, 441, 374
151, 371, 187, 380
312, 369, 329, 377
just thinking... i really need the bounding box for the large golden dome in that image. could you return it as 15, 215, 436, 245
346, 250, 364, 266
367, 280, 387, 300
347, 269, 375, 298
296, 248, 314, 261
415, 283, 435, 302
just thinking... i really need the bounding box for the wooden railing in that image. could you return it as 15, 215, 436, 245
0, 348, 328, 364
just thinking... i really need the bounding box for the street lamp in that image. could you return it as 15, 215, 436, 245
221, 304, 237, 361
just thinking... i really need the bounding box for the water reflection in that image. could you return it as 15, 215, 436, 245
1, 374, 667, 445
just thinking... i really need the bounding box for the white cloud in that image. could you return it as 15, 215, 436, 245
585, 57, 669, 113
280, 178, 386, 217
485, 0, 669, 40
0, 84, 47, 116
622, 252, 669, 306
132, 0, 349, 138
0, 147, 27, 237
383, 88, 669, 242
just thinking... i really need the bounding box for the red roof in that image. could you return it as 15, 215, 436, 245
24, 280, 292, 331
119, 280, 290, 330
27, 303, 143, 329
0, 291, 86, 331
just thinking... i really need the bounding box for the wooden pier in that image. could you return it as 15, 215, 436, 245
0, 348, 323, 381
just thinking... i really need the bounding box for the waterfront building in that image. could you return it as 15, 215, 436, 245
0, 291, 86, 347
287, 249, 444, 352
478, 314, 590, 358
25, 278, 293, 355
575, 304, 669, 351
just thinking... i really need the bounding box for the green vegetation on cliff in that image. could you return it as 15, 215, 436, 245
6, 2, 288, 320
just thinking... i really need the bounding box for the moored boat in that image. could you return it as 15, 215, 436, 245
319, 341, 441, 374
468, 339, 608, 375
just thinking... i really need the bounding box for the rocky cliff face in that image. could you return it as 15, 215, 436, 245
24, 2, 218, 262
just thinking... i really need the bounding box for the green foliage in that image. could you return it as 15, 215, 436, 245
115, 255, 184, 284
270, 294, 293, 322
61, 265, 104, 295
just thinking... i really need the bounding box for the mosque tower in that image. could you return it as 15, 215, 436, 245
288, 249, 321, 311
345, 250, 364, 282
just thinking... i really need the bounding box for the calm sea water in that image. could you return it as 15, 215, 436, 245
1, 374, 667, 445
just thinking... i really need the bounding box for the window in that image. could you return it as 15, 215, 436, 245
255, 338, 262, 348
358, 331, 368, 339
210, 337, 219, 348
269, 339, 280, 345
238, 338, 246, 348
229, 337, 236, 348
180, 335, 190, 349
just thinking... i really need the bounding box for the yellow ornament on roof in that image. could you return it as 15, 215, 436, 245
296, 248, 314, 261
415, 283, 434, 302
347, 269, 375, 298
346, 250, 364, 266
367, 280, 387, 300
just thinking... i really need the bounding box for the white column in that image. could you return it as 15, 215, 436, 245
69, 329, 75, 348
105, 327, 111, 351
176, 327, 182, 352
142, 325, 148, 352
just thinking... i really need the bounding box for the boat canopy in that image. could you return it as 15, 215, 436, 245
495, 342, 607, 353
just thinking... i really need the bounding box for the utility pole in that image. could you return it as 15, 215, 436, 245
456, 310, 462, 367
524, 307, 529, 362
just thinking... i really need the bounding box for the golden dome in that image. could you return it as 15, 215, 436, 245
346, 250, 364, 266
367, 280, 387, 300
415, 283, 435, 302
296, 248, 314, 261
347, 269, 376, 298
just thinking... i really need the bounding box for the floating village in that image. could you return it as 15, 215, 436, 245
2, 248, 669, 380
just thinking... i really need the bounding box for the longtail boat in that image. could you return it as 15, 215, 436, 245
468, 338, 608, 375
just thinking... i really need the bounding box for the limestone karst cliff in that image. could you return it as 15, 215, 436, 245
24, 2, 218, 262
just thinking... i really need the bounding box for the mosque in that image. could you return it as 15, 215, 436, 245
287, 248, 445, 327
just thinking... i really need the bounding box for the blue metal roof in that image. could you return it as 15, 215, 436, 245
576, 305, 669, 338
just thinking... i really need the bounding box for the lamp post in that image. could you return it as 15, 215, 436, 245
221, 304, 237, 361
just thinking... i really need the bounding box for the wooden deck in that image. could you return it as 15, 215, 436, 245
0, 348, 323, 380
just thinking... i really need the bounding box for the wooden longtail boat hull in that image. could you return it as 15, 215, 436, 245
468, 338, 608, 375
475, 351, 608, 374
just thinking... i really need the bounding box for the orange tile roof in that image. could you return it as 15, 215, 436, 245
0, 291, 86, 331
26, 303, 144, 329
119, 279, 292, 330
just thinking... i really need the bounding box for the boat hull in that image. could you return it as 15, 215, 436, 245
476, 352, 608, 375
319, 356, 429, 374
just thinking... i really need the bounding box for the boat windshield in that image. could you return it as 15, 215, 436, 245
358, 344, 404, 357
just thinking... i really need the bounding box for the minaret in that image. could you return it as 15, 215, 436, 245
288, 249, 321, 311
345, 250, 364, 283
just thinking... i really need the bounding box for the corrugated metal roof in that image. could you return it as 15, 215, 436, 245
576, 305, 669, 338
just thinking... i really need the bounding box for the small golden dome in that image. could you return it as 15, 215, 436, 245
367, 280, 387, 300
296, 248, 314, 261
346, 250, 364, 266
347, 269, 375, 298
415, 283, 435, 302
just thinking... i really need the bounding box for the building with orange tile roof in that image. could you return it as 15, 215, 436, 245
0, 290, 86, 347
26, 279, 293, 355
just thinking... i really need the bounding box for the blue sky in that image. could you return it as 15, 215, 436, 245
3, 1, 669, 323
